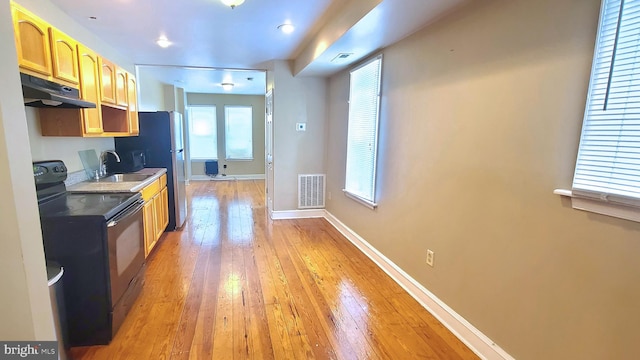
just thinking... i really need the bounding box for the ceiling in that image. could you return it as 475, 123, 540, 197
137, 65, 267, 95
49, 0, 468, 95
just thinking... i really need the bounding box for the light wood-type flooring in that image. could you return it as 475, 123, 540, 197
70, 180, 479, 359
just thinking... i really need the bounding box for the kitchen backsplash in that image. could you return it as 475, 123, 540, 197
65, 169, 89, 186
25, 107, 115, 172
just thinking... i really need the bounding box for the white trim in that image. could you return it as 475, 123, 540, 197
190, 174, 265, 181
553, 188, 572, 197
323, 211, 515, 360
270, 209, 326, 220
343, 189, 378, 209
571, 197, 640, 222
554, 188, 640, 222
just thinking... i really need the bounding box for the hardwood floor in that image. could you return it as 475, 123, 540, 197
70, 180, 479, 359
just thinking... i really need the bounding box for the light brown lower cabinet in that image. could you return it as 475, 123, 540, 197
141, 174, 168, 258
142, 200, 155, 257
160, 186, 169, 230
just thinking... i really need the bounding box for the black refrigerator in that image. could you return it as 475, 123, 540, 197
115, 111, 187, 230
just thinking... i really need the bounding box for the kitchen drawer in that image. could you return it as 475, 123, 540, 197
141, 179, 160, 201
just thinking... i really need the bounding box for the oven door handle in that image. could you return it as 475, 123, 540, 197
107, 200, 145, 228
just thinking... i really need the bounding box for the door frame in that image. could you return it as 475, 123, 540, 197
265, 89, 274, 218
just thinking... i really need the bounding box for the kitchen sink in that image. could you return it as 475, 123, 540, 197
96, 174, 152, 183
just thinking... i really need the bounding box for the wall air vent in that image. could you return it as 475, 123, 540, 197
331, 53, 354, 62
298, 174, 325, 209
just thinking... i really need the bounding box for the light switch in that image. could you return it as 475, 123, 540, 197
296, 122, 306, 132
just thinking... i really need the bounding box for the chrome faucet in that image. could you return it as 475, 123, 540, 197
99, 150, 121, 177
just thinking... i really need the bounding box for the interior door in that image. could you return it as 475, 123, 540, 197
265, 90, 274, 217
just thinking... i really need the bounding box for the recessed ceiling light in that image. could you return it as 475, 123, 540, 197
156, 36, 172, 48
221, 83, 234, 91
221, 0, 244, 9
277, 23, 295, 34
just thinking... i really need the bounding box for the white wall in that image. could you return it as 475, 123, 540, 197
0, 0, 55, 341
187, 93, 266, 177
163, 84, 178, 112
26, 108, 114, 172
269, 61, 328, 211
137, 67, 166, 111
324, 0, 640, 358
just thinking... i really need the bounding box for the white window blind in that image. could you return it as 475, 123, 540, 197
573, 0, 640, 206
225, 106, 253, 160
344, 55, 382, 205
188, 106, 217, 160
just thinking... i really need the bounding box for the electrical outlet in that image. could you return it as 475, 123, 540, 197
426, 249, 434, 267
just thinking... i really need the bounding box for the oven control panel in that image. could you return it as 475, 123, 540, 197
33, 160, 67, 185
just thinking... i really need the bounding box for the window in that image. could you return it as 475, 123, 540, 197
571, 0, 640, 219
188, 106, 217, 160
225, 106, 253, 160
344, 55, 382, 208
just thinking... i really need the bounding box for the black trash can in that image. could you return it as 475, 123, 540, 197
47, 264, 68, 360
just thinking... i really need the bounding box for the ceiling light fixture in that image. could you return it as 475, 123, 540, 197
221, 0, 244, 9
277, 23, 295, 34
156, 36, 172, 48
221, 83, 234, 91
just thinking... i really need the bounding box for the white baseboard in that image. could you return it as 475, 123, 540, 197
323, 211, 514, 360
270, 209, 326, 220
190, 174, 265, 181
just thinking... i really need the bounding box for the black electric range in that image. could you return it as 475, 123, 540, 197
35, 161, 140, 219
38, 190, 139, 219
34, 160, 146, 346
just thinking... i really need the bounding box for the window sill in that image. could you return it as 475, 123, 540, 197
225, 158, 254, 161
343, 190, 378, 210
554, 189, 640, 222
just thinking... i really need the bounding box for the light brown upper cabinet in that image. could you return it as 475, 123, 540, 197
115, 68, 128, 107
39, 43, 105, 137
127, 73, 139, 135
49, 28, 79, 86
78, 44, 104, 135
13, 2, 139, 137
99, 57, 117, 105
12, 4, 53, 78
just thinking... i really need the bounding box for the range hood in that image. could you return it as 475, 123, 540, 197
21, 73, 96, 109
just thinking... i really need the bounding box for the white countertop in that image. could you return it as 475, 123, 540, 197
67, 168, 167, 193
